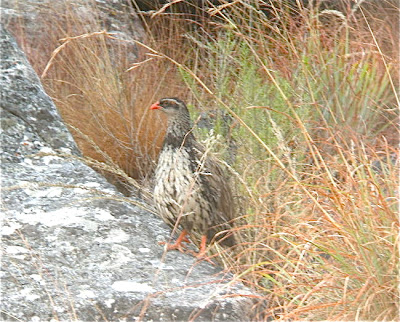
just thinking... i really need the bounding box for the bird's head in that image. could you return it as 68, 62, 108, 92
150, 97, 188, 117
150, 97, 194, 141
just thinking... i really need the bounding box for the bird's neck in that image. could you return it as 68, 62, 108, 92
164, 116, 195, 149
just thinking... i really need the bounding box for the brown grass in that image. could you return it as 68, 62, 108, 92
6, 0, 192, 187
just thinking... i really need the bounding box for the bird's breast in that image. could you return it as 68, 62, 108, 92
154, 146, 196, 197
153, 146, 211, 226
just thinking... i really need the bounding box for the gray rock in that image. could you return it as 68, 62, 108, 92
0, 24, 79, 161
0, 0, 145, 67
0, 23, 258, 322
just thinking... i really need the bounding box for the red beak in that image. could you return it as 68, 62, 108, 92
150, 101, 161, 110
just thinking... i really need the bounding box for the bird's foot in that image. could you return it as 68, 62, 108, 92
159, 230, 190, 253
187, 249, 215, 265
160, 241, 187, 253
190, 235, 215, 265
160, 232, 215, 264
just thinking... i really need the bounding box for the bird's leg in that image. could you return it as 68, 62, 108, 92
190, 235, 215, 265
162, 232, 214, 264
196, 235, 208, 258
160, 229, 190, 253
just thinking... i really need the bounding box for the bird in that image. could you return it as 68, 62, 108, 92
150, 97, 235, 258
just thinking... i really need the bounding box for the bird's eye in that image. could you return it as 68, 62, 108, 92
161, 99, 180, 110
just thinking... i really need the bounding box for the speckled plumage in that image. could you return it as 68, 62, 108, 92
151, 98, 235, 251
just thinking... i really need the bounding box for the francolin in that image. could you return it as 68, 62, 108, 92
150, 97, 235, 259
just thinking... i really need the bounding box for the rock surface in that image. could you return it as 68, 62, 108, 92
0, 21, 256, 322
0, 0, 145, 65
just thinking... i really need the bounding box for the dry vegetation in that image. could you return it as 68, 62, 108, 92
8, 0, 399, 320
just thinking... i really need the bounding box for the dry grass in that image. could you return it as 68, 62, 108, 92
228, 134, 398, 320
7, 0, 399, 320
6, 0, 190, 188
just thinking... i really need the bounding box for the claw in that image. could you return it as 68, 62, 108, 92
159, 230, 190, 253
190, 235, 215, 265
160, 232, 215, 264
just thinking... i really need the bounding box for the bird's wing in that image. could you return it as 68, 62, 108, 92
192, 142, 235, 224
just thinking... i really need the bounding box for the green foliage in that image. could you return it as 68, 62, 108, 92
183, 33, 308, 160
298, 44, 396, 134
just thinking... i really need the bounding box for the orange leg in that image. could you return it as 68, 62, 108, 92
161, 233, 214, 264
161, 230, 190, 253
190, 235, 215, 265
196, 235, 207, 258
